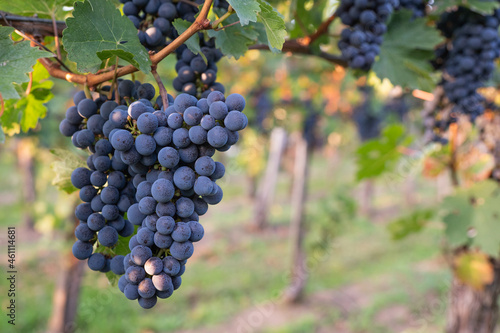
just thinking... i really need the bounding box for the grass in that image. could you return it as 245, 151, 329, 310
0, 141, 456, 333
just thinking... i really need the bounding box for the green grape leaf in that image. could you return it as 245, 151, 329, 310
113, 229, 135, 257
356, 124, 413, 181
289, 0, 328, 39
441, 180, 498, 250
432, 0, 499, 16
105, 271, 119, 286
373, 11, 443, 91
1, 62, 54, 133
226, 0, 261, 25
467, 0, 500, 15
387, 209, 435, 240
62, 0, 151, 73
256, 0, 286, 51
173, 19, 201, 55
0, 0, 76, 18
207, 15, 259, 59
472, 185, 500, 256
441, 193, 474, 247
0, 27, 52, 100
50, 149, 87, 194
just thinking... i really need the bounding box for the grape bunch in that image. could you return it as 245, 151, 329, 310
336, 0, 399, 70
173, 41, 225, 98
60, 82, 248, 308
437, 7, 500, 121
120, 0, 201, 49
397, 0, 426, 18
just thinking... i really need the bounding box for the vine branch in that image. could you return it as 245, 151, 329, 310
249, 39, 347, 67
34, 0, 213, 87
0, 11, 66, 37
306, 12, 336, 45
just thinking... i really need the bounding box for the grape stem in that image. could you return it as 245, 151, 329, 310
151, 64, 169, 108
211, 5, 234, 30
306, 12, 337, 45
214, 20, 240, 31
36, 0, 214, 87
51, 13, 62, 61
108, 56, 120, 102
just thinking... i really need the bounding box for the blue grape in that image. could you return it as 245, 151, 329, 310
188, 126, 207, 145
225, 93, 246, 111
87, 213, 106, 231
119, 275, 128, 292
78, 99, 98, 118
151, 178, 175, 203
138, 196, 157, 215
152, 272, 173, 292
111, 129, 134, 151
162, 256, 181, 275
224, 111, 248, 131
136, 227, 155, 247
183, 106, 203, 126
135, 134, 156, 156
124, 283, 139, 300
153, 127, 173, 146
75, 203, 93, 221
174, 93, 197, 113
172, 128, 191, 148
209, 101, 228, 120
156, 202, 176, 217
207, 126, 228, 148
156, 216, 175, 235
188, 221, 204, 242
200, 115, 216, 130
178, 144, 198, 163
137, 113, 159, 134
172, 222, 191, 242
127, 203, 146, 225
194, 176, 214, 196
88, 253, 106, 271
93, 155, 111, 172
173, 166, 196, 190
79, 185, 97, 202
207, 91, 225, 105
131, 245, 152, 266
144, 257, 163, 275
158, 147, 180, 169
193, 197, 208, 215
138, 295, 157, 309
75, 223, 95, 242
167, 112, 184, 129
98, 226, 119, 247
128, 102, 147, 120
170, 241, 194, 260
154, 232, 173, 248
101, 186, 120, 204
175, 197, 194, 218
138, 278, 156, 298
59, 119, 79, 137
211, 161, 225, 180
110, 255, 126, 275
72, 240, 93, 260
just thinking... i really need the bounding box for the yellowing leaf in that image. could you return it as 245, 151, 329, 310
455, 252, 494, 290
